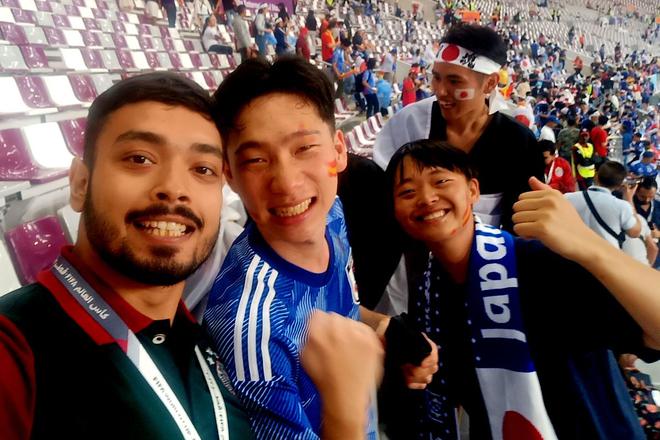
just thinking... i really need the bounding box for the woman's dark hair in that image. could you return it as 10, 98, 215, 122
212, 56, 335, 151
441, 24, 507, 66
385, 140, 477, 200
84, 72, 215, 170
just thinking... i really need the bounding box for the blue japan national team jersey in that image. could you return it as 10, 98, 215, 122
629, 160, 658, 178
204, 198, 377, 439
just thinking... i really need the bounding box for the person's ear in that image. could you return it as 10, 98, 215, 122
483, 72, 499, 94
69, 158, 89, 213
333, 129, 348, 174
468, 177, 480, 205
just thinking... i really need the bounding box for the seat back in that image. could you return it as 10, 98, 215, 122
0, 239, 21, 297
19, 45, 49, 70
58, 117, 86, 157
0, 45, 28, 72
68, 74, 97, 102
15, 75, 54, 108
5, 216, 68, 284
22, 122, 75, 168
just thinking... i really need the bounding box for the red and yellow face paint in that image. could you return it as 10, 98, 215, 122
327, 160, 338, 177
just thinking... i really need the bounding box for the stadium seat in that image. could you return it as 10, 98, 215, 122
130, 50, 150, 70
0, 45, 29, 72
82, 17, 99, 30
5, 216, 69, 284
79, 48, 105, 70
63, 29, 85, 47
137, 34, 152, 50
34, 0, 51, 11
51, 13, 70, 28
58, 117, 86, 156
96, 32, 115, 48
189, 52, 203, 69
202, 70, 218, 90
61, 47, 89, 71
90, 72, 116, 94
0, 6, 15, 23
115, 49, 137, 70
20, 45, 49, 70
68, 16, 86, 30
12, 7, 36, 24
14, 75, 56, 109
168, 51, 182, 69
57, 204, 80, 243
156, 51, 173, 69
34, 10, 54, 27
100, 49, 122, 70
0, 239, 21, 297
144, 50, 160, 69
80, 29, 101, 47
111, 32, 128, 48
41, 75, 83, 107
43, 26, 67, 46
0, 21, 29, 45
0, 128, 68, 182
24, 25, 47, 45
125, 34, 140, 50
68, 74, 97, 103
22, 122, 75, 169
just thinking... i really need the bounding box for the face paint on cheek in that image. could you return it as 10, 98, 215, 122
454, 88, 475, 101
327, 160, 338, 177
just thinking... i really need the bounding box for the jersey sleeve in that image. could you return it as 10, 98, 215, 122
620, 201, 637, 232
0, 315, 36, 440
204, 255, 319, 440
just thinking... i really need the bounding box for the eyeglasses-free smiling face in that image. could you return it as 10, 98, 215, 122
431, 62, 495, 120
223, 93, 347, 251
70, 101, 224, 285
393, 156, 479, 244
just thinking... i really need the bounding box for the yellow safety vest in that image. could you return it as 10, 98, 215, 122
573, 142, 595, 178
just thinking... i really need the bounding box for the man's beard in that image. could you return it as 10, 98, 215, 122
83, 193, 217, 286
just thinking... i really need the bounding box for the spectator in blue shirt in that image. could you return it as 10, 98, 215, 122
630, 151, 658, 179
375, 70, 392, 115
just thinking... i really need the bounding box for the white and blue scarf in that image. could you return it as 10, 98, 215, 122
416, 221, 558, 440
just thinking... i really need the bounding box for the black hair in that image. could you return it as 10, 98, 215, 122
596, 160, 626, 188
639, 176, 658, 190
385, 140, 477, 192
441, 24, 507, 66
237, 4, 246, 14
598, 115, 609, 125
366, 57, 377, 70
84, 72, 215, 170
538, 139, 556, 154
212, 56, 335, 151
567, 117, 576, 126
340, 37, 351, 47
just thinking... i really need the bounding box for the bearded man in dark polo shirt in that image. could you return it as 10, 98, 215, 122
0, 72, 383, 440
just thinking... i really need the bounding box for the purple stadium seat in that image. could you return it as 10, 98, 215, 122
43, 27, 66, 46
80, 48, 104, 69
115, 49, 135, 69
68, 74, 96, 103
0, 22, 28, 45
208, 53, 220, 69
80, 30, 100, 47
13, 7, 36, 23
189, 52, 202, 69
19, 45, 49, 69
64, 4, 80, 16
0, 45, 28, 72
58, 118, 86, 157
112, 20, 125, 33
137, 24, 150, 35
72, 0, 85, 6
15, 75, 54, 108
51, 14, 70, 28
202, 71, 217, 89
183, 39, 194, 52
97, 0, 109, 9
138, 34, 152, 50
168, 52, 182, 69
112, 32, 127, 48
159, 26, 169, 38
162, 37, 174, 51
137, 14, 150, 24
2, 0, 20, 7
5, 216, 68, 284
82, 17, 99, 30
0, 128, 67, 182
35, 0, 50, 10
92, 7, 106, 18
144, 51, 159, 68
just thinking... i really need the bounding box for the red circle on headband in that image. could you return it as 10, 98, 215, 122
441, 44, 460, 62
460, 91, 468, 99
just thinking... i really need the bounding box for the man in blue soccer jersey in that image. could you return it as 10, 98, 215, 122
204, 56, 387, 439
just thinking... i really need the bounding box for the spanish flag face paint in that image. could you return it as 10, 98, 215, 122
327, 160, 338, 177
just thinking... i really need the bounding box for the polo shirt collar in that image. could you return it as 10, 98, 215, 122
588, 185, 611, 194
37, 245, 197, 346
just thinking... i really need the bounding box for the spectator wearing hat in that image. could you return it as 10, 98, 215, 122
591, 114, 610, 160
573, 129, 597, 189
273, 17, 289, 56
401, 64, 418, 107
539, 115, 560, 143
253, 3, 271, 56
540, 139, 576, 193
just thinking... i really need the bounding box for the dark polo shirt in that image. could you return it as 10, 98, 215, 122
0, 247, 253, 439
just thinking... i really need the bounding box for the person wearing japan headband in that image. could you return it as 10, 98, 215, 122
370, 25, 544, 350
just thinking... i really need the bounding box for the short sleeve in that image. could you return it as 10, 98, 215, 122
621, 201, 637, 231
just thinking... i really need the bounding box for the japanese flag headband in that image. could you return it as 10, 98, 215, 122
435, 43, 502, 75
